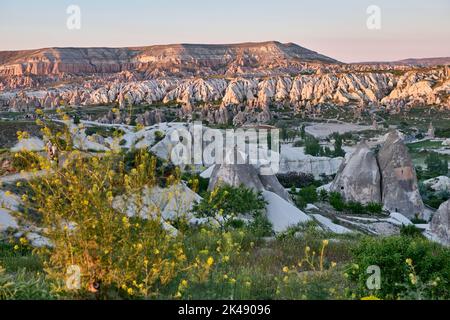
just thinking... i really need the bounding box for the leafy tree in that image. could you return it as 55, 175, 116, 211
304, 137, 321, 156
333, 134, 345, 157
425, 152, 448, 176
298, 186, 318, 204
193, 185, 267, 230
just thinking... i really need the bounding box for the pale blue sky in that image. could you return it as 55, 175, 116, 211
0, 0, 449, 62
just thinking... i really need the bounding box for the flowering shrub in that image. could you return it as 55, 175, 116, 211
348, 236, 450, 299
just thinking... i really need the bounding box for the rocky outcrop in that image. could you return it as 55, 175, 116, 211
1, 67, 448, 120
208, 163, 265, 192
430, 200, 450, 246
378, 131, 424, 218
331, 141, 381, 204
330, 131, 425, 217
208, 149, 291, 202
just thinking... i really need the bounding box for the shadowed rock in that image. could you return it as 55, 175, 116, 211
378, 131, 424, 218
259, 174, 291, 202
208, 163, 265, 192
331, 141, 381, 204
208, 148, 291, 202
431, 200, 450, 246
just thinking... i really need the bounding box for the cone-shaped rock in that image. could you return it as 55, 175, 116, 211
208, 163, 265, 192
378, 131, 424, 218
331, 141, 381, 204
431, 200, 450, 246
208, 149, 264, 192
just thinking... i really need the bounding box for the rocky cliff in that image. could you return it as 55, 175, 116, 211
0, 41, 338, 78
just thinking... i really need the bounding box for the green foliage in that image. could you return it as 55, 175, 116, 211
365, 202, 383, 214
304, 133, 346, 158
181, 172, 209, 195
276, 172, 317, 188
304, 136, 321, 156
419, 182, 450, 209
319, 189, 328, 201
425, 152, 448, 176
329, 192, 346, 211
435, 127, 450, 138
345, 201, 365, 215
329, 192, 383, 215
349, 236, 450, 299
12, 151, 42, 172
298, 186, 318, 204
192, 185, 267, 230
73, 115, 81, 125
0, 266, 55, 300
332, 134, 345, 157
154, 130, 165, 142
294, 194, 307, 209
400, 225, 425, 238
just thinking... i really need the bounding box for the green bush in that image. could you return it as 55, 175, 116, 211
181, 172, 209, 194
0, 266, 55, 300
154, 130, 165, 142
400, 225, 425, 238
329, 193, 383, 215
349, 236, 450, 299
294, 194, 307, 209
298, 186, 318, 204
276, 172, 316, 188
425, 152, 448, 177
192, 185, 267, 231
304, 137, 321, 156
329, 192, 345, 211
365, 202, 383, 214
346, 201, 365, 215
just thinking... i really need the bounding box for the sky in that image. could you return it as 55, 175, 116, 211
0, 0, 449, 63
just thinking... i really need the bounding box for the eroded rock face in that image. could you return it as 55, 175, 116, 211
331, 141, 381, 204
378, 131, 424, 218
430, 200, 450, 246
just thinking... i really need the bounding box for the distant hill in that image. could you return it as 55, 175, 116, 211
0, 41, 340, 77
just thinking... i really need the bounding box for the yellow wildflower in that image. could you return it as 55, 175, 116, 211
361, 295, 381, 300
206, 256, 214, 267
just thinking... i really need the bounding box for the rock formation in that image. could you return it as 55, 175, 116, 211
1, 42, 449, 118
330, 131, 425, 218
377, 131, 424, 218
430, 200, 450, 246
208, 148, 291, 202
331, 141, 381, 204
